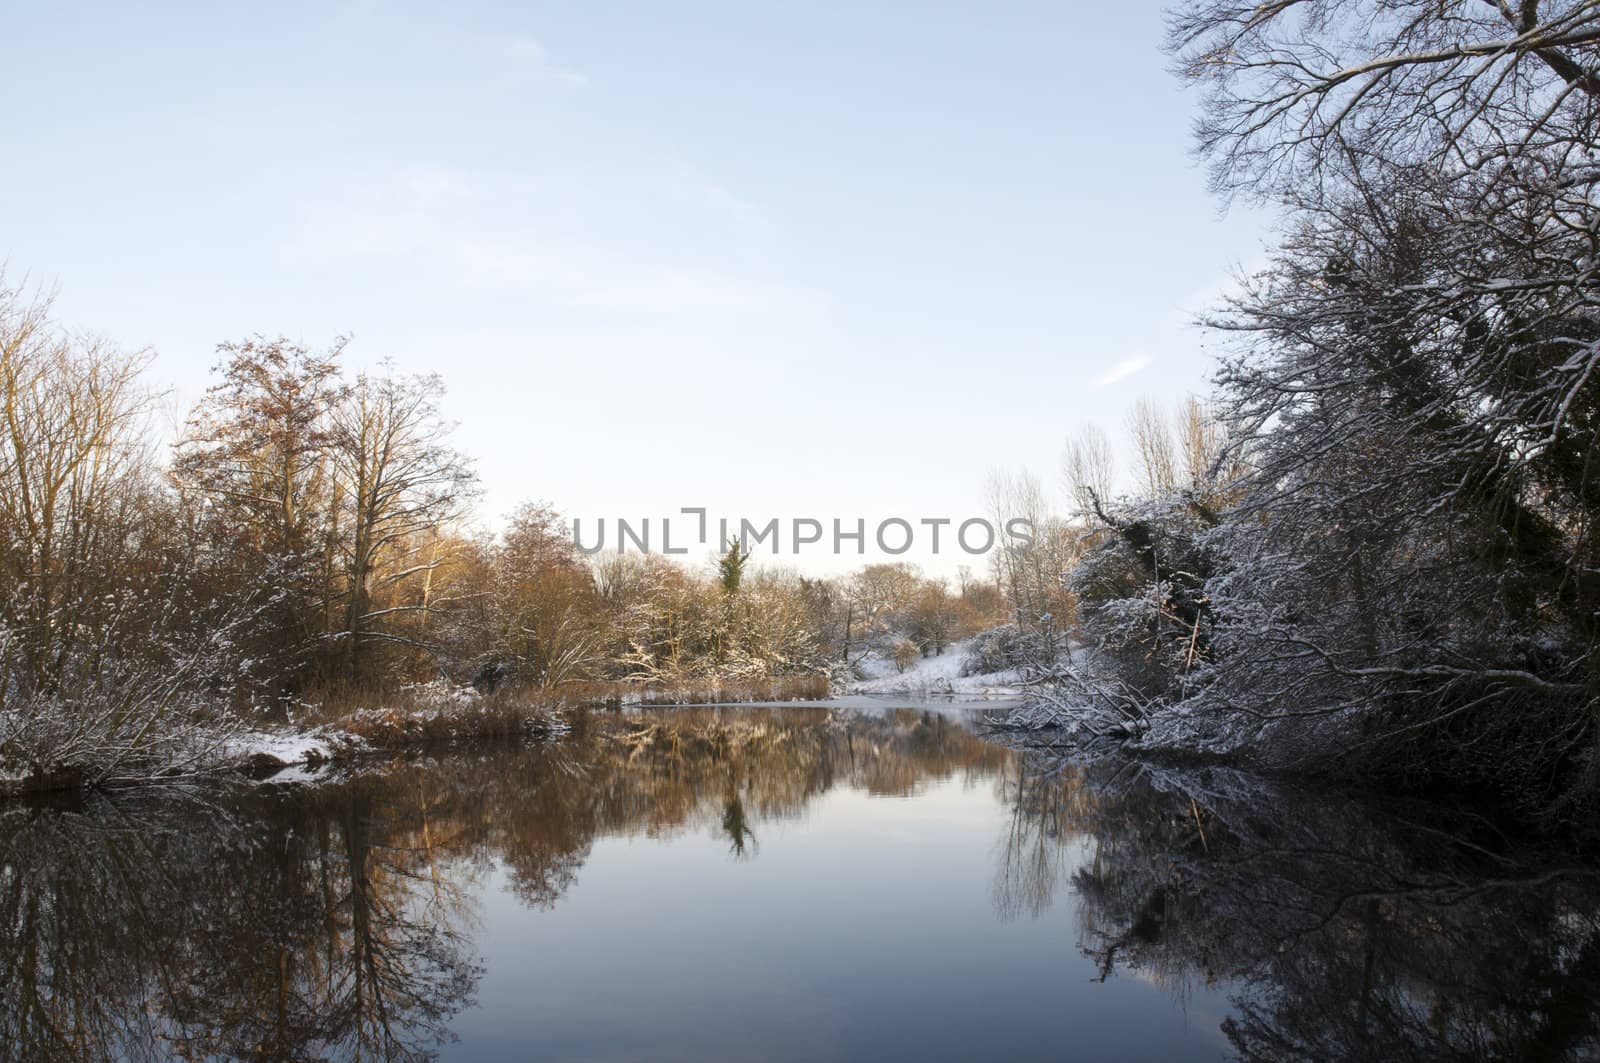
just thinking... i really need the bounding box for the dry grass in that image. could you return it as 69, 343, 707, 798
303, 680, 566, 748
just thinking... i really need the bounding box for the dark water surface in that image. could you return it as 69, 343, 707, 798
4, 705, 1599, 1061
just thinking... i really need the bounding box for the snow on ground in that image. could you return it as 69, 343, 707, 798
220, 730, 335, 766
844, 639, 1022, 700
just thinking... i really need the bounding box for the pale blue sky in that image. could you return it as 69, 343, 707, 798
1, 1, 1269, 576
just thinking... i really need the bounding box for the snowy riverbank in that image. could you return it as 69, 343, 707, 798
842, 639, 1023, 701
1, 679, 570, 796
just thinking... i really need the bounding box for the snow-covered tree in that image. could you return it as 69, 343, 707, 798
1035, 1, 1600, 806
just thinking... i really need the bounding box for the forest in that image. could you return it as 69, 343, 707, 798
5, 0, 1600, 823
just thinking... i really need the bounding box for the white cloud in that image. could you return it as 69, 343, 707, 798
451, 239, 820, 314
274, 162, 823, 317
496, 34, 589, 88
1093, 354, 1151, 389
662, 164, 773, 238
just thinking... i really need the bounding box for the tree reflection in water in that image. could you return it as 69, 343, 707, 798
0, 775, 483, 1062
999, 751, 1600, 1061
0, 708, 1003, 1061
3, 707, 1599, 1060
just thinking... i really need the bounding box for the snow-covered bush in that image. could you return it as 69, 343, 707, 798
959, 624, 1055, 677
0, 588, 253, 790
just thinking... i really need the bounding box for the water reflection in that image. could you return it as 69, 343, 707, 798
0, 772, 482, 1061
2, 707, 1598, 1061
1003, 754, 1600, 1061
0, 708, 1002, 1062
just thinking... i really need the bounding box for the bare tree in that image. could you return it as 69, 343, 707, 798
173, 336, 346, 686
1129, 399, 1179, 500
1063, 423, 1114, 517
492, 502, 604, 686
0, 280, 253, 784
0, 280, 155, 691
330, 369, 476, 684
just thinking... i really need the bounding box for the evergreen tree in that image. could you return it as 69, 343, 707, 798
718, 537, 752, 595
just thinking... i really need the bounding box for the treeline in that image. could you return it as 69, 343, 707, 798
1027, 2, 1600, 812
446, 532, 1006, 691
0, 299, 1007, 783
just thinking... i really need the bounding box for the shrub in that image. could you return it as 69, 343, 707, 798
960, 624, 1054, 677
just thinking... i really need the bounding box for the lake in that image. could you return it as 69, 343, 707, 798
3, 704, 1597, 1061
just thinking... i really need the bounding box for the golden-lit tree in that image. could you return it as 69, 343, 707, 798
329, 369, 476, 685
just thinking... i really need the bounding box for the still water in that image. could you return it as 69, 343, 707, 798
4, 705, 1598, 1061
